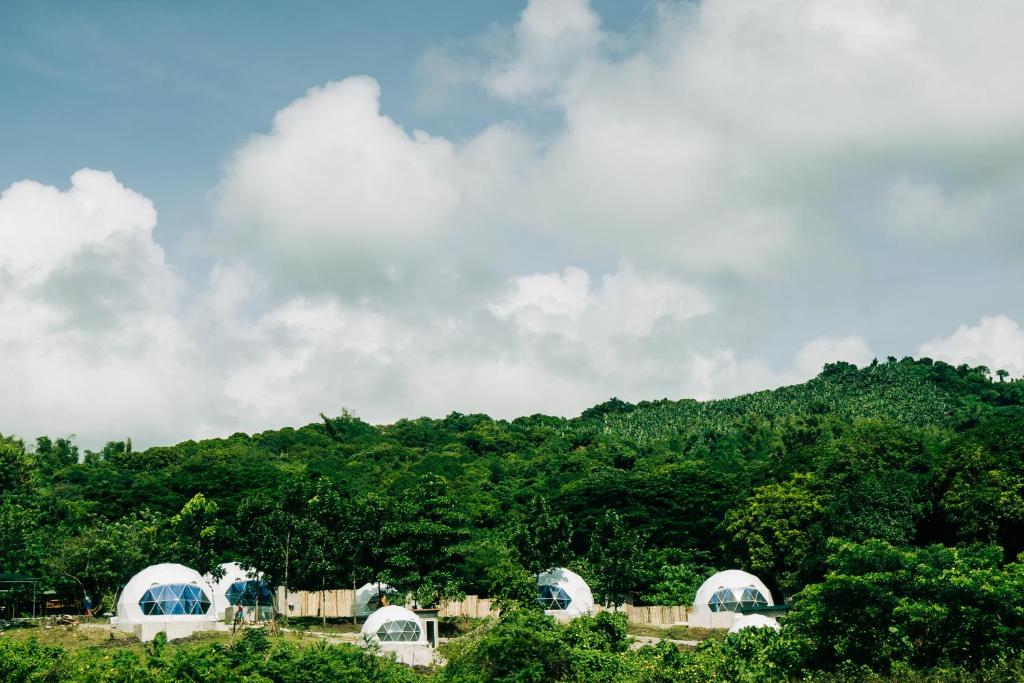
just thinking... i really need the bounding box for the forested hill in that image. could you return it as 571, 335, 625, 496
4, 356, 1024, 676
582, 357, 1020, 444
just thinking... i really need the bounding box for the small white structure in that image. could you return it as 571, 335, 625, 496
361, 605, 433, 667
355, 582, 398, 617
728, 614, 781, 633
537, 567, 594, 622
113, 563, 218, 642
205, 562, 274, 622
689, 569, 775, 629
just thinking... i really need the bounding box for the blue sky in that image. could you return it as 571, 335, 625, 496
2, 0, 1023, 448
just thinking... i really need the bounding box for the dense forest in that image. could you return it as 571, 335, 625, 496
3, 356, 1024, 680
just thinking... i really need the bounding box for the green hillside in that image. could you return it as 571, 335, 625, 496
586, 357, 1014, 445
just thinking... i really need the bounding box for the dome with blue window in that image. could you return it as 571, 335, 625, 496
536, 567, 594, 621
113, 563, 217, 641
205, 562, 275, 620
692, 570, 774, 614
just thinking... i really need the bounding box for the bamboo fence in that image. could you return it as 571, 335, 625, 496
274, 587, 688, 625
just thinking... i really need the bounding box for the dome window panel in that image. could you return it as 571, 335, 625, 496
739, 587, 769, 609
137, 583, 211, 616
537, 584, 573, 611
709, 587, 739, 612
225, 580, 274, 607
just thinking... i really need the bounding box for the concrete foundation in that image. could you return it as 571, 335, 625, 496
114, 617, 218, 642
377, 642, 436, 667
686, 611, 737, 629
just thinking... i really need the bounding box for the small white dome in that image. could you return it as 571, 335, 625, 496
536, 567, 594, 619
204, 562, 271, 618
693, 570, 774, 614
728, 614, 781, 633
355, 582, 398, 617
361, 605, 426, 645
116, 563, 216, 625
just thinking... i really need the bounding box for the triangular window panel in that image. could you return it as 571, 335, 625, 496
537, 584, 572, 611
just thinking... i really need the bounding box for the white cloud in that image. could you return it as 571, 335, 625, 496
207, 0, 1024, 293
486, 0, 603, 100
0, 169, 157, 284
918, 316, 1024, 377
490, 265, 713, 340
882, 177, 994, 240
793, 336, 875, 377
489, 266, 591, 335
214, 77, 463, 279
0, 170, 202, 447
412, 0, 1024, 276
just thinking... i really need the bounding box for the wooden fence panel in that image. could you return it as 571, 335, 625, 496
274, 588, 687, 624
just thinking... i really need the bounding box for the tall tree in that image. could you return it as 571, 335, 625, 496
167, 493, 222, 578
726, 472, 826, 596
293, 478, 366, 626
512, 495, 573, 576
587, 509, 645, 608
236, 482, 312, 614
380, 475, 470, 607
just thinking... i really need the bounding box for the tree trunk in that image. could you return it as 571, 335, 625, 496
352, 574, 358, 626
321, 576, 326, 629
283, 530, 291, 623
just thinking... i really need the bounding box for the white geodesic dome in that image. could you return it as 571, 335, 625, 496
693, 570, 774, 614
361, 605, 426, 645
204, 562, 273, 619
355, 582, 398, 617
537, 567, 594, 619
115, 563, 216, 625
728, 614, 781, 633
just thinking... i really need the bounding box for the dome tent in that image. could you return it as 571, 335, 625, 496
360, 605, 433, 667
114, 563, 217, 641
728, 614, 781, 633
355, 582, 398, 617
536, 567, 594, 621
692, 570, 774, 614
204, 562, 274, 622
361, 605, 426, 645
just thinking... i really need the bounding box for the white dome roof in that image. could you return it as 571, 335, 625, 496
361, 605, 426, 645
728, 614, 781, 633
355, 582, 397, 617
116, 563, 216, 624
693, 570, 774, 614
537, 567, 594, 619
204, 562, 265, 617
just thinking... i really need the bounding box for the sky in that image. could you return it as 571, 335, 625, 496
2, 0, 1023, 449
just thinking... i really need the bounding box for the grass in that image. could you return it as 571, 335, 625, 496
626, 623, 726, 642
0, 622, 225, 652
283, 616, 362, 634
0, 620, 322, 654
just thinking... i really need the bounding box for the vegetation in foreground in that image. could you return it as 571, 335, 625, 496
2, 357, 1024, 679
5, 611, 1024, 682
